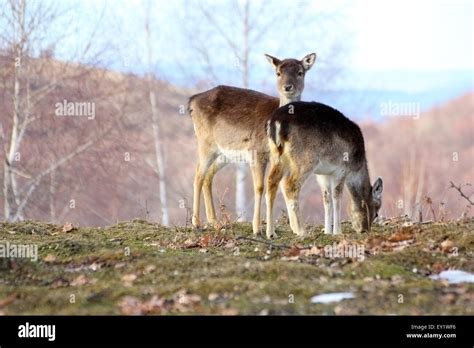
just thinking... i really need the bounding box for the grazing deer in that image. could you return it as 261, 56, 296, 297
189, 53, 317, 234
265, 101, 383, 238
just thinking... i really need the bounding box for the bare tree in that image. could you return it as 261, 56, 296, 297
0, 0, 120, 221
143, 0, 169, 225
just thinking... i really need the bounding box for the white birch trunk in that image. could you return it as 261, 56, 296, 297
144, 5, 169, 226
148, 89, 169, 226
4, 0, 26, 221
234, 0, 250, 221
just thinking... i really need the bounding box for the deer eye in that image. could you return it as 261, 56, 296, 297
298, 71, 303, 76
276, 72, 281, 77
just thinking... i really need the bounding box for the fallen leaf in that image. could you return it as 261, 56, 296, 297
224, 241, 235, 248
392, 240, 414, 252
334, 305, 359, 315
144, 265, 156, 274
141, 295, 166, 314
44, 254, 56, 263
284, 246, 301, 257
70, 275, 96, 286
173, 290, 201, 307
367, 237, 384, 249
52, 278, 69, 288
441, 240, 455, 253
121, 274, 138, 287
200, 234, 212, 247
183, 239, 200, 249
221, 308, 239, 315
208, 293, 220, 301
118, 295, 167, 315
432, 262, 446, 273
388, 228, 414, 242
300, 246, 321, 256
62, 223, 75, 233
0, 293, 18, 308
118, 296, 142, 315
114, 262, 126, 269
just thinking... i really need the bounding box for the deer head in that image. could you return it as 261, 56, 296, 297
351, 177, 384, 232
264, 53, 317, 106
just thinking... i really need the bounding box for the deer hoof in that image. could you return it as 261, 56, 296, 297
266, 231, 277, 239
192, 216, 201, 229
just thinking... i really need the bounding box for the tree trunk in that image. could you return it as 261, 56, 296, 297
235, 0, 250, 221
50, 170, 56, 222
148, 88, 169, 226
4, 0, 26, 221
144, 6, 169, 226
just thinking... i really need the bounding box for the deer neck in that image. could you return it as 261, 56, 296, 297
346, 163, 372, 213
279, 94, 301, 107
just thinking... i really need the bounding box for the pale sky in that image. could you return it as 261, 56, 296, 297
76, 0, 473, 72
348, 0, 473, 70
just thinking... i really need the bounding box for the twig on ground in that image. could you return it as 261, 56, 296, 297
235, 236, 311, 250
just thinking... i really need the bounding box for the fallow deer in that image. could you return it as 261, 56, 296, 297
265, 101, 383, 238
189, 53, 317, 234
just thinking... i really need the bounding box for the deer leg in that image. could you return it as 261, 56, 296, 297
331, 177, 345, 235
282, 172, 307, 237
250, 159, 267, 235
192, 163, 204, 228
265, 162, 283, 239
192, 149, 218, 228
202, 159, 227, 227
316, 175, 333, 234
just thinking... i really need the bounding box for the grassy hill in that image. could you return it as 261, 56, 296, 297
0, 219, 472, 315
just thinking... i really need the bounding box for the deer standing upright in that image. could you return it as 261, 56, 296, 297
189, 53, 317, 234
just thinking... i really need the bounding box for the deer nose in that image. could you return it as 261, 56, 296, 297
284, 84, 294, 92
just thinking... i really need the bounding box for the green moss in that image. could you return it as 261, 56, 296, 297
0, 219, 472, 314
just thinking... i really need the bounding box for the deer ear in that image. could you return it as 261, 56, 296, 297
372, 177, 383, 200
301, 53, 317, 71
264, 54, 281, 69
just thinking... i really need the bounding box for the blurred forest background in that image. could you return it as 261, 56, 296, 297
0, 0, 472, 226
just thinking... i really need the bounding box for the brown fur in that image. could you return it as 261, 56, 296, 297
265, 101, 383, 237
189, 86, 277, 231
189, 54, 317, 235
